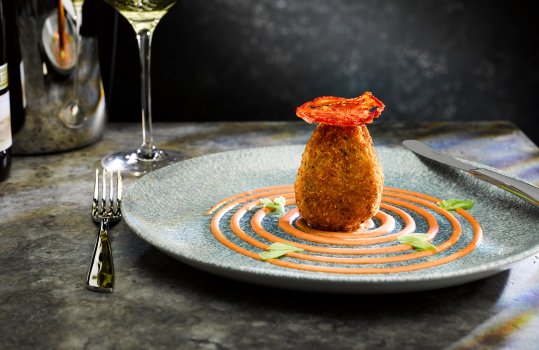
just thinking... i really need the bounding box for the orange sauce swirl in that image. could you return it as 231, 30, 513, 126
208, 185, 483, 274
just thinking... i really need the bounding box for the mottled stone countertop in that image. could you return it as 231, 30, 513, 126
1, 121, 538, 350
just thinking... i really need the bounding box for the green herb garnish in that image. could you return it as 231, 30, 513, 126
437, 198, 475, 211
260, 196, 286, 215
398, 233, 438, 252
259, 242, 304, 260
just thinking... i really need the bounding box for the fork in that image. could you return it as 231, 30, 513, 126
86, 169, 122, 293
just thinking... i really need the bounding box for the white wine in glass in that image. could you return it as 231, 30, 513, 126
101, 0, 181, 176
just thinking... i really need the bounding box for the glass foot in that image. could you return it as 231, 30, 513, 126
59, 100, 86, 129
101, 148, 183, 176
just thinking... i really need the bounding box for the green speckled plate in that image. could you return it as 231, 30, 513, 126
122, 145, 539, 293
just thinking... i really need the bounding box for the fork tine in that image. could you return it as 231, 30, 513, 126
109, 170, 114, 214
117, 171, 122, 215
93, 169, 99, 216
102, 169, 107, 215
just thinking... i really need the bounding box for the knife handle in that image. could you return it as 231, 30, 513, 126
469, 168, 539, 207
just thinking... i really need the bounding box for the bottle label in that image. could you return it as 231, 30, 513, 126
0, 91, 12, 150
0, 63, 8, 90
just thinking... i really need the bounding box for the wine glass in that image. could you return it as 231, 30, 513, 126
101, 0, 181, 176
58, 0, 86, 129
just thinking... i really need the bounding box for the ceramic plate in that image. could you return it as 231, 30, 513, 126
122, 145, 539, 293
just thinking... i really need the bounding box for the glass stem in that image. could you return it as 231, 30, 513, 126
136, 28, 155, 159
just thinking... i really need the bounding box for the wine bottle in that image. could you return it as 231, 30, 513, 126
3, 0, 25, 135
0, 0, 12, 181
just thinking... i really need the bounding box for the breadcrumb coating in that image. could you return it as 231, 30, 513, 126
294, 124, 384, 232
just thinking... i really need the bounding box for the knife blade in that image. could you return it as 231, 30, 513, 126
402, 140, 539, 207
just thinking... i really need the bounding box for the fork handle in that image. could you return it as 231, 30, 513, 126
86, 219, 114, 293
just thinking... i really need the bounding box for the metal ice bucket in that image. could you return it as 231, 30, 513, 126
12, 0, 105, 155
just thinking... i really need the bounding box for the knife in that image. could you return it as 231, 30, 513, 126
402, 140, 539, 207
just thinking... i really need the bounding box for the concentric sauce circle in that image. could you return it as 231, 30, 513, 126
208, 185, 482, 274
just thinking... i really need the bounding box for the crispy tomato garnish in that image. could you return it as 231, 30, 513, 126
296, 91, 385, 126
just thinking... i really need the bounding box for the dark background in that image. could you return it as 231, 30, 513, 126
92, 0, 539, 144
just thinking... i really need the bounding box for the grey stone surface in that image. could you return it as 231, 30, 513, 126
1, 121, 538, 349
